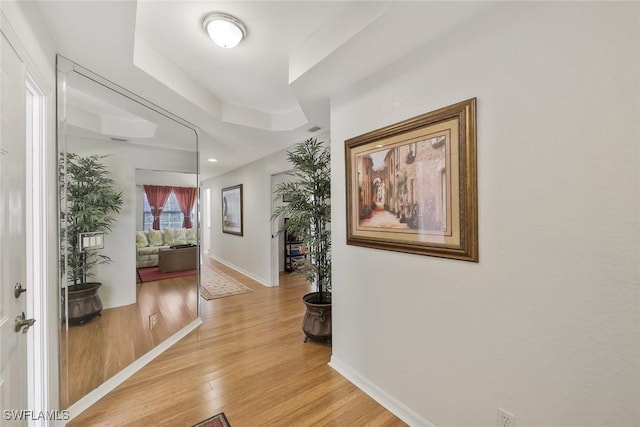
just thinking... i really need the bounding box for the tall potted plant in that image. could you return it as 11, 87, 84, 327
272, 138, 331, 343
60, 152, 123, 324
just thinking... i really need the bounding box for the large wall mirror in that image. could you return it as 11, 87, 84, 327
57, 56, 200, 408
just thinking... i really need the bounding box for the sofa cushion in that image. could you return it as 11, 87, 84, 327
137, 254, 158, 268
138, 246, 168, 255
185, 228, 197, 244
163, 228, 187, 246
148, 229, 164, 246
136, 231, 149, 247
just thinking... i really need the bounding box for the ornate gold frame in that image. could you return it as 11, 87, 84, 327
345, 98, 478, 262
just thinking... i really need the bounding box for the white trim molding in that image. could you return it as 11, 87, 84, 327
25, 72, 50, 427
208, 254, 273, 287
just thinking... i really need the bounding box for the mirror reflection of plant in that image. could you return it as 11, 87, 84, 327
60, 153, 123, 288
272, 138, 331, 303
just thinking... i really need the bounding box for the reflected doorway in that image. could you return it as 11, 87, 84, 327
204, 188, 211, 256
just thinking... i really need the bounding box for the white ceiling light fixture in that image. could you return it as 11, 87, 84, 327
203, 12, 247, 49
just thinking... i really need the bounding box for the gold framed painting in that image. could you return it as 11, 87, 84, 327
345, 98, 478, 262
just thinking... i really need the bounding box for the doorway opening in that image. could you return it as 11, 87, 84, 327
203, 187, 211, 256
270, 170, 296, 286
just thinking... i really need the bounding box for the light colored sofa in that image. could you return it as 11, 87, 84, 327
136, 228, 197, 268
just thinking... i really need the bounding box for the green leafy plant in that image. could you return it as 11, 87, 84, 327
60, 153, 123, 288
272, 138, 331, 303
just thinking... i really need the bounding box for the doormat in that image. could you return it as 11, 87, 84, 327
137, 266, 196, 283
200, 264, 252, 300
192, 412, 231, 427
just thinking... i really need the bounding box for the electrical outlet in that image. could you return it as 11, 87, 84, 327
149, 313, 158, 330
497, 408, 516, 427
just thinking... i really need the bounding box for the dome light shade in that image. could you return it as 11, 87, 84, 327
203, 13, 246, 49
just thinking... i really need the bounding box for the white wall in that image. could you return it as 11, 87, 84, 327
66, 137, 196, 308
202, 132, 328, 285
329, 3, 639, 427
135, 170, 197, 186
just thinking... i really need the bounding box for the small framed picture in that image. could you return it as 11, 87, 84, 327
222, 184, 243, 236
78, 232, 105, 251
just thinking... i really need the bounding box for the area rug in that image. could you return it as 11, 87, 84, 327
137, 266, 196, 283
192, 412, 231, 427
200, 264, 252, 300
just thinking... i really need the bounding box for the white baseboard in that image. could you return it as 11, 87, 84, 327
101, 296, 135, 310
208, 254, 273, 287
64, 318, 202, 424
329, 356, 435, 427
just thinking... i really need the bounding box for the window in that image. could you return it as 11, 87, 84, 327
142, 191, 195, 230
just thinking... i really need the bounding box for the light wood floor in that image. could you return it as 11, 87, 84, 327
68, 259, 406, 426
60, 271, 198, 407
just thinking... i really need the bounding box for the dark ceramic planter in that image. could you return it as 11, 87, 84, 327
301, 292, 332, 344
63, 282, 103, 325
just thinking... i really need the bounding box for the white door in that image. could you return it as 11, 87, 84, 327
0, 32, 28, 424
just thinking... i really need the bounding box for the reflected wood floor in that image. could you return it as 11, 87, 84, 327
60, 272, 198, 408
69, 259, 406, 426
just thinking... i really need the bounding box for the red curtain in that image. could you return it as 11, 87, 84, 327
173, 187, 198, 228
144, 185, 172, 230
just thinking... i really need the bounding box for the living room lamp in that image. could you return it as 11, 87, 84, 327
203, 12, 247, 49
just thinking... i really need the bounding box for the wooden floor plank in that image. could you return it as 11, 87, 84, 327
67, 259, 406, 426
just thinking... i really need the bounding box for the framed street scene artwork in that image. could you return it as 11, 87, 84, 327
345, 98, 478, 262
222, 184, 243, 236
